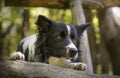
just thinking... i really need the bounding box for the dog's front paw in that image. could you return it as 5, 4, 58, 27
9, 52, 25, 61
67, 62, 87, 71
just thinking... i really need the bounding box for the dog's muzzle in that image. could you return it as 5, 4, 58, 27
66, 48, 78, 59
66, 41, 78, 58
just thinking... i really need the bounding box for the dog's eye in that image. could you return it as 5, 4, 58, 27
70, 33, 75, 40
56, 35, 64, 41
56, 32, 65, 41
70, 33, 77, 44
71, 36, 77, 44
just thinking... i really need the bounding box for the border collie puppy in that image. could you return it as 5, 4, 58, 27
10, 15, 91, 70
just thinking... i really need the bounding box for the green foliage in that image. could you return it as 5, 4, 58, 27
92, 10, 101, 44
47, 9, 72, 24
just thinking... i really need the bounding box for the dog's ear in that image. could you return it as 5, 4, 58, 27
35, 15, 53, 32
77, 23, 91, 34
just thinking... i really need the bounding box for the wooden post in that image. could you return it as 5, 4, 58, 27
70, 0, 93, 74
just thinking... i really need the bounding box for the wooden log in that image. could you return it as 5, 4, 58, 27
4, 0, 120, 9
70, 0, 93, 74
0, 60, 119, 78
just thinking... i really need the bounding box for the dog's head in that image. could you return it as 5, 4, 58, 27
35, 15, 90, 61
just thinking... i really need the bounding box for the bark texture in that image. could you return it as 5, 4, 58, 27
4, 0, 120, 9
0, 60, 120, 78
84, 9, 98, 73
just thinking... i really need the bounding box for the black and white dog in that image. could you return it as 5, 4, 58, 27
10, 15, 90, 70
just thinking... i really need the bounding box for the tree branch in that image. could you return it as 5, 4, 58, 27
4, 0, 120, 9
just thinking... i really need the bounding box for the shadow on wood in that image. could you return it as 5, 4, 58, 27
0, 60, 119, 78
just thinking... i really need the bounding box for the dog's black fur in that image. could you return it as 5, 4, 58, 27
10, 15, 90, 70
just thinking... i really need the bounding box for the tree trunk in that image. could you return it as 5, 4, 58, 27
0, 0, 4, 61
21, 9, 30, 37
0, 60, 119, 78
98, 8, 120, 75
0, 39, 4, 60
70, 0, 93, 74
84, 9, 98, 73
99, 36, 110, 74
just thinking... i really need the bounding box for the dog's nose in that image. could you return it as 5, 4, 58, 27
69, 48, 77, 57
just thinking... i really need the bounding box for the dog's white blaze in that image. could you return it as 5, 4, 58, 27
66, 24, 77, 50
66, 42, 77, 50
66, 24, 71, 35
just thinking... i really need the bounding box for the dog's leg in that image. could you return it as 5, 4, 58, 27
66, 60, 87, 71
9, 51, 25, 61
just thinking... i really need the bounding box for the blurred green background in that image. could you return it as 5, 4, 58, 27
1, 1, 120, 76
